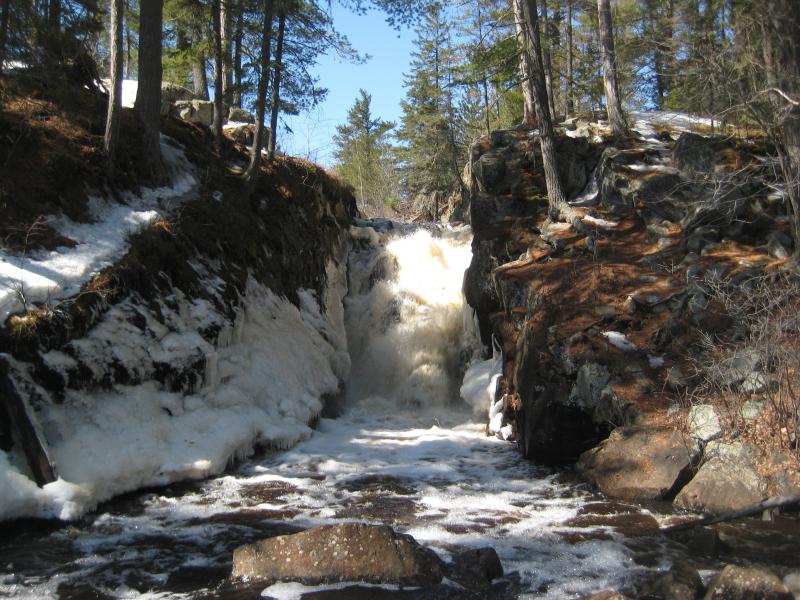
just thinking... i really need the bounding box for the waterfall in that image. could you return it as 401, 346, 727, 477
343, 222, 480, 411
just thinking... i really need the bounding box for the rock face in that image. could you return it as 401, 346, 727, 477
231, 523, 445, 586
173, 99, 214, 127
675, 442, 766, 514
704, 565, 793, 600
577, 427, 699, 501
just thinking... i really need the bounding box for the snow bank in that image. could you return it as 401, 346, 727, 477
0, 272, 349, 521
628, 110, 715, 139
0, 137, 197, 321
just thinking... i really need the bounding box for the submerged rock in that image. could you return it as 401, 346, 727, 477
577, 427, 698, 501
231, 523, 445, 586
704, 565, 792, 599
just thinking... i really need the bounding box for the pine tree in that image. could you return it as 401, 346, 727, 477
333, 89, 397, 215
396, 2, 461, 200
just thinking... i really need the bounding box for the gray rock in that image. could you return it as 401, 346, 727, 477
228, 107, 255, 123
474, 153, 507, 194
675, 441, 767, 514
231, 523, 444, 586
570, 363, 610, 409
647, 562, 704, 600
578, 426, 699, 501
718, 349, 762, 388
740, 400, 763, 421
673, 132, 717, 178
161, 81, 196, 103
704, 565, 792, 599
767, 237, 790, 260
174, 99, 214, 127
688, 404, 722, 443
666, 366, 688, 391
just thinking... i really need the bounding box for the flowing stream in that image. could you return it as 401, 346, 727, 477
1, 222, 798, 600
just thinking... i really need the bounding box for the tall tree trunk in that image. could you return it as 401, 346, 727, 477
517, 0, 572, 222
48, 0, 60, 30
233, 6, 243, 107
134, 0, 164, 179
267, 5, 286, 161
565, 0, 574, 116
513, 0, 536, 126
0, 0, 10, 69
191, 21, 209, 100
597, 0, 627, 135
212, 0, 224, 153
541, 0, 557, 120
125, 9, 132, 78
244, 0, 274, 187
221, 0, 233, 103
104, 0, 124, 176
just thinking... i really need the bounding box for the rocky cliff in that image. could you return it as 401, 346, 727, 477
463, 113, 800, 513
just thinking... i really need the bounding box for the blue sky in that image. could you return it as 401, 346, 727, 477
281, 5, 415, 166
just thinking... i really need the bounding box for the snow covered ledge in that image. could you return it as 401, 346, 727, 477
0, 256, 351, 521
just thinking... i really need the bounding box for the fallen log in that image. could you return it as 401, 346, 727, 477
0, 357, 58, 486
660, 494, 800, 533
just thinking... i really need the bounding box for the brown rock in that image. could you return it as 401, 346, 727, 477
448, 547, 503, 590
577, 427, 699, 501
647, 562, 704, 600
704, 565, 792, 599
231, 523, 444, 587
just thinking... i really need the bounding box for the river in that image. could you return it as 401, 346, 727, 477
1, 222, 797, 599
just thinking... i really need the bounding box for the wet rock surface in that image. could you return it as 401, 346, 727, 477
231, 523, 445, 586
577, 427, 699, 501
704, 565, 793, 600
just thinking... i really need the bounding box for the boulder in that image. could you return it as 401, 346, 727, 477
173, 99, 214, 127
688, 404, 722, 443
231, 523, 444, 587
161, 81, 195, 103
228, 106, 255, 123
223, 122, 256, 146
704, 565, 792, 600
647, 562, 705, 600
447, 547, 503, 590
673, 132, 717, 178
675, 442, 767, 514
577, 427, 699, 501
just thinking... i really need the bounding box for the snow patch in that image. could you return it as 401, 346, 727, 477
0, 136, 197, 321
603, 331, 638, 352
